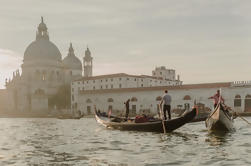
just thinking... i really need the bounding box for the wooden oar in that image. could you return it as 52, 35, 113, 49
224, 105, 251, 126
235, 112, 251, 125
158, 104, 166, 134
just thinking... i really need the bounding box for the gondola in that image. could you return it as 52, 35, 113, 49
205, 103, 235, 132
95, 108, 197, 133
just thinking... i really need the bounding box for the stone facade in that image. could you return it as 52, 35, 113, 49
72, 81, 251, 115
2, 17, 85, 114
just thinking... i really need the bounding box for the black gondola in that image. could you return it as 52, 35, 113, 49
205, 103, 235, 132
95, 108, 197, 133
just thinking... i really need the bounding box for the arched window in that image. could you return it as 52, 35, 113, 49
86, 98, 92, 103
156, 96, 162, 101
107, 98, 114, 102
245, 94, 251, 112
246, 94, 251, 98
183, 95, 191, 100
131, 97, 138, 102
234, 94, 241, 107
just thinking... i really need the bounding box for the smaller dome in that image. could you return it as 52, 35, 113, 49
62, 43, 82, 70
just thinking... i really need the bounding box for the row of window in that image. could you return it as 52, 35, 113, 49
77, 78, 167, 85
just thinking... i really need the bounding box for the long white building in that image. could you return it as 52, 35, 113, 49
71, 76, 251, 116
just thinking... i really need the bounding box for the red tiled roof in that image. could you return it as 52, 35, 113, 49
79, 82, 231, 94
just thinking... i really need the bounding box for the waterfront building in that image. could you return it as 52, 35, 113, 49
72, 80, 251, 116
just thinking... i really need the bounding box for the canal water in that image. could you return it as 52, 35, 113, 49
0, 117, 250, 166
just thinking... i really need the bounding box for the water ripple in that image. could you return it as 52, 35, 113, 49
0, 118, 250, 165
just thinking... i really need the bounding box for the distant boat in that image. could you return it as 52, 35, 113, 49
205, 103, 235, 132
94, 108, 197, 133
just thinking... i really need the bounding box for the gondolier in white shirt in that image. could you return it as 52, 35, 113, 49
160, 90, 172, 120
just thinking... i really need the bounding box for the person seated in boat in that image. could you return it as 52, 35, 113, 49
97, 109, 101, 114
124, 99, 130, 120
208, 90, 225, 108
160, 90, 172, 120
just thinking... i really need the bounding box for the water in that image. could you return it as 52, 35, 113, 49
0, 118, 250, 166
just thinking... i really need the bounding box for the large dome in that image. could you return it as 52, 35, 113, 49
23, 17, 62, 62
24, 39, 62, 62
62, 43, 82, 70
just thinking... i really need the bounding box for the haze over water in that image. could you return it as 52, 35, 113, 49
0, 117, 250, 165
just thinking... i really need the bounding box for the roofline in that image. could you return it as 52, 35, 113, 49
73, 73, 165, 81
79, 82, 231, 95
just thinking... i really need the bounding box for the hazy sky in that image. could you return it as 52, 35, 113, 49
0, 0, 251, 88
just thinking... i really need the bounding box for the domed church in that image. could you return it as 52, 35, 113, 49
5, 17, 92, 114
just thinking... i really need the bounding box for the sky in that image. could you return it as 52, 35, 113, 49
0, 0, 251, 88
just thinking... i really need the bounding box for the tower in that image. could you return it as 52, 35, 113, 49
83, 47, 93, 77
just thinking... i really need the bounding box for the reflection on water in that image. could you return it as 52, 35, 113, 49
205, 131, 232, 146
0, 118, 250, 165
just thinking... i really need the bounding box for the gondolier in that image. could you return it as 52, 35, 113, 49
124, 99, 130, 120
160, 90, 172, 120
208, 90, 225, 108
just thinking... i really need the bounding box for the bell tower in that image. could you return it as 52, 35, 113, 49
83, 47, 93, 77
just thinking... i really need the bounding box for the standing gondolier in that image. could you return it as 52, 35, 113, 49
124, 99, 130, 120
208, 90, 225, 108
160, 90, 172, 120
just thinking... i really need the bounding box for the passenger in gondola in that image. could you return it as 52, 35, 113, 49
124, 99, 130, 120
208, 90, 225, 108
160, 90, 172, 120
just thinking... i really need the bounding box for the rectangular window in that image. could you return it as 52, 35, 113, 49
72, 95, 74, 101
93, 86, 95, 90
111, 84, 113, 88
101, 86, 103, 89
234, 99, 241, 107
87, 106, 91, 114
132, 105, 136, 111
127, 78, 129, 80
119, 84, 122, 88
141, 84, 143, 87
119, 78, 122, 81
132, 105, 136, 114
106, 85, 108, 89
